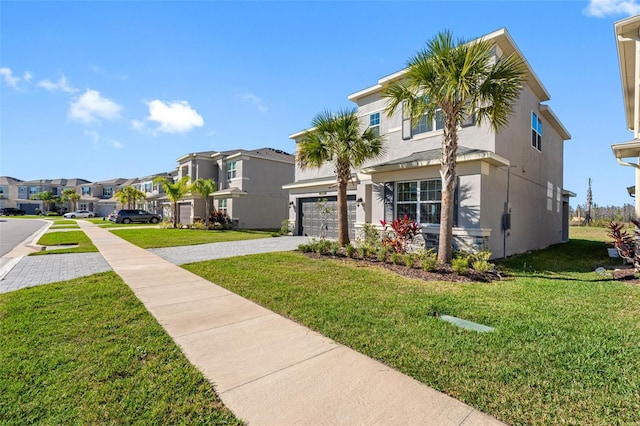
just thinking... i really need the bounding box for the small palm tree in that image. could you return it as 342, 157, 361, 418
297, 108, 386, 246
114, 186, 146, 209
190, 178, 217, 225
61, 189, 80, 213
153, 176, 190, 228
383, 30, 525, 264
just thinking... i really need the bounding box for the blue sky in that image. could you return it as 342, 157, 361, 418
1, 0, 639, 209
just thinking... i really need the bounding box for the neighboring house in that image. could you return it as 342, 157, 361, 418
78, 178, 139, 217
0, 176, 23, 209
170, 147, 294, 228
611, 15, 640, 218
285, 28, 572, 258
133, 172, 173, 216
13, 178, 90, 214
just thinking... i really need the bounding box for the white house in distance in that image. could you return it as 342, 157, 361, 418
611, 14, 640, 217
285, 28, 572, 258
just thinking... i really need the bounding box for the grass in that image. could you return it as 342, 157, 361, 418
0, 272, 241, 425
30, 230, 98, 255
110, 228, 274, 249
182, 228, 640, 425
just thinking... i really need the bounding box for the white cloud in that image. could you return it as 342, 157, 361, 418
131, 119, 147, 133
240, 92, 268, 113
0, 67, 32, 89
584, 0, 640, 17
38, 75, 77, 93
112, 140, 124, 149
146, 99, 204, 133
69, 89, 122, 123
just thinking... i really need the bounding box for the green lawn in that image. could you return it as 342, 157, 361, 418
0, 272, 241, 425
182, 227, 640, 425
30, 230, 98, 255
110, 228, 274, 249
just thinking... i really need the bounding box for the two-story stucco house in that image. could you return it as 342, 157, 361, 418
611, 15, 640, 218
170, 147, 294, 229
12, 178, 91, 214
285, 28, 572, 258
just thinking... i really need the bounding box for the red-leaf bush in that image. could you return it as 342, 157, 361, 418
380, 215, 422, 254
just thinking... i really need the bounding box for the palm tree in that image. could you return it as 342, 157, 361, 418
190, 178, 217, 225
297, 108, 386, 246
61, 188, 80, 213
153, 176, 190, 228
585, 178, 593, 226
383, 30, 525, 264
31, 191, 57, 213
114, 186, 146, 209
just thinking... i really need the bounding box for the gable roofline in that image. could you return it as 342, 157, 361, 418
347, 27, 550, 104
539, 104, 571, 140
615, 14, 640, 132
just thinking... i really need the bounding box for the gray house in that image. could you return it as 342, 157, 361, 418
285, 28, 572, 258
171, 147, 294, 229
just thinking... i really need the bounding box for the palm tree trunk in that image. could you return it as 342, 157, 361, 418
337, 179, 349, 246
173, 202, 178, 228
438, 112, 458, 264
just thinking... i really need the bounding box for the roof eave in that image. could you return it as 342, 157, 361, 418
615, 15, 640, 132
362, 151, 510, 174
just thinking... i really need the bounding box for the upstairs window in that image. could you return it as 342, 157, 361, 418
81, 187, 91, 195
227, 161, 237, 180
369, 112, 380, 137
531, 112, 542, 151
413, 109, 444, 136
103, 187, 113, 197
29, 186, 39, 195
144, 182, 152, 192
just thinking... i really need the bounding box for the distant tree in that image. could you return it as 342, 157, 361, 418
190, 178, 217, 225
61, 189, 80, 212
114, 186, 146, 209
153, 176, 190, 228
585, 178, 593, 225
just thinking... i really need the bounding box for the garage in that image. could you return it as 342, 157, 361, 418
298, 195, 356, 240
178, 202, 192, 225
18, 203, 40, 215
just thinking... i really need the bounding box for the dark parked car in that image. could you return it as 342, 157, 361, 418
0, 207, 26, 216
110, 209, 161, 224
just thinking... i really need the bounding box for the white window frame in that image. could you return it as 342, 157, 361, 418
395, 179, 442, 224
531, 111, 542, 151
369, 112, 380, 137
227, 161, 237, 180
218, 198, 228, 214
103, 187, 113, 197
412, 109, 444, 136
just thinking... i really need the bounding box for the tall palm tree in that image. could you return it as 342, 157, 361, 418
61, 188, 80, 213
153, 176, 190, 228
114, 186, 146, 209
190, 178, 217, 225
297, 108, 386, 246
383, 30, 525, 264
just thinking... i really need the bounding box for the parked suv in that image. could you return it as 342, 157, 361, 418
0, 207, 26, 216
110, 209, 161, 224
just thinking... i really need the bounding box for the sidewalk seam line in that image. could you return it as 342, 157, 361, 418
219, 345, 343, 395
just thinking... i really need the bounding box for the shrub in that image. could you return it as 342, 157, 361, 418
345, 243, 356, 258
390, 252, 403, 265
380, 215, 422, 253
376, 246, 389, 262
298, 244, 313, 253
313, 239, 332, 255
452, 256, 469, 274
361, 223, 382, 250
209, 210, 231, 226
329, 241, 341, 256
416, 248, 437, 271
190, 221, 208, 230
404, 254, 415, 268
608, 220, 640, 270
280, 219, 291, 236
358, 246, 370, 260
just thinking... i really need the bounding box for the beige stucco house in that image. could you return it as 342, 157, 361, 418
611, 14, 640, 217
170, 148, 294, 229
285, 28, 572, 258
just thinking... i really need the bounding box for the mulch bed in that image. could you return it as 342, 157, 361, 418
303, 252, 500, 283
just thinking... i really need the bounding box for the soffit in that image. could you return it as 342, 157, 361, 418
615, 15, 640, 132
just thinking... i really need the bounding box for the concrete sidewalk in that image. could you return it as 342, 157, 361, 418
77, 221, 504, 425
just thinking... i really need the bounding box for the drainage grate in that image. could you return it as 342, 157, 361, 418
438, 314, 494, 332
